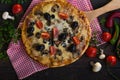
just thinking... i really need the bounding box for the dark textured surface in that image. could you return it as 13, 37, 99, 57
0, 0, 120, 80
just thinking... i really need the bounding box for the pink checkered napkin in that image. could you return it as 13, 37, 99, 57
7, 0, 104, 79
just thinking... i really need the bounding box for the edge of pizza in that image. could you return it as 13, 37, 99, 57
21, 0, 91, 67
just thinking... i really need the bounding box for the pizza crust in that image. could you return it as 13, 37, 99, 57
21, 0, 91, 67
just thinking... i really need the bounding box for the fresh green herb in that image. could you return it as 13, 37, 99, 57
0, 0, 12, 4
12, 28, 21, 43
90, 31, 101, 47
0, 20, 21, 60
17, 0, 28, 4
100, 17, 106, 26
0, 52, 8, 60
0, 0, 28, 4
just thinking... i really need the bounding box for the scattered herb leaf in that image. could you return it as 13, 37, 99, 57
90, 31, 101, 47
0, 19, 21, 60
0, 0, 28, 4
100, 17, 106, 26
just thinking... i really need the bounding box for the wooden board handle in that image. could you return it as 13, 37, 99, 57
85, 0, 120, 22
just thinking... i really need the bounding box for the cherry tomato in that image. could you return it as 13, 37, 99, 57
58, 12, 68, 19
102, 32, 112, 42
72, 36, 80, 45
86, 46, 97, 58
50, 46, 56, 55
53, 27, 59, 39
36, 20, 43, 29
41, 32, 50, 39
106, 55, 117, 66
12, 4, 23, 14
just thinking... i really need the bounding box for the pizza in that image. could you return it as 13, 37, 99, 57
21, 0, 91, 67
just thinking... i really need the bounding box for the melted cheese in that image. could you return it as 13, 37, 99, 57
26, 2, 89, 66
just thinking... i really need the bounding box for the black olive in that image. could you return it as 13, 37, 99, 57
35, 32, 41, 39
34, 44, 45, 51
68, 44, 76, 52
58, 33, 68, 41
56, 49, 62, 56
34, 10, 43, 16
51, 8, 56, 12
51, 4, 59, 12
27, 27, 34, 34
44, 13, 51, 21
71, 21, 78, 30
43, 39, 47, 43
51, 14, 55, 19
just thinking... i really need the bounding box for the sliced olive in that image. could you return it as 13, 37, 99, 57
46, 20, 51, 26
44, 13, 51, 21
51, 8, 55, 12
56, 49, 62, 56
35, 32, 41, 39
43, 39, 47, 43
27, 27, 34, 34
29, 22, 35, 26
33, 44, 45, 51
51, 14, 55, 19
58, 33, 68, 41
34, 10, 43, 16
68, 44, 76, 52
71, 21, 78, 30
51, 4, 59, 12
28, 21, 35, 27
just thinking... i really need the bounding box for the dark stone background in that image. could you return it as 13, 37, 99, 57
0, 0, 120, 80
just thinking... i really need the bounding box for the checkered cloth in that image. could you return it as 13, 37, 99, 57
7, 0, 104, 79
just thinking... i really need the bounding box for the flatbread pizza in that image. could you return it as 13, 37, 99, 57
21, 0, 91, 67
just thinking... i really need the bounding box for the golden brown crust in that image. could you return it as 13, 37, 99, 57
21, 0, 91, 67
